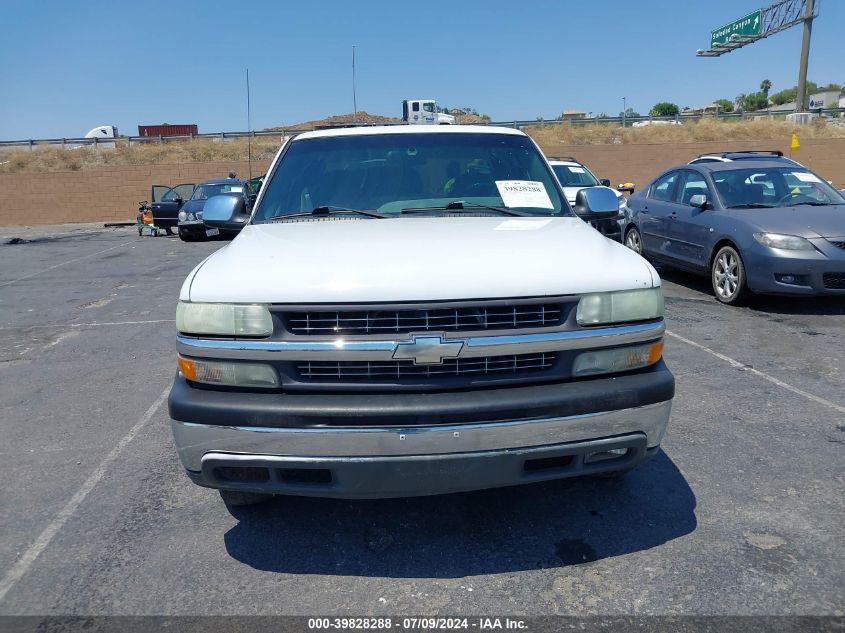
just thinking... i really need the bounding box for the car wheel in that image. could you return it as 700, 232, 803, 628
711, 245, 749, 305
218, 489, 273, 507
179, 229, 192, 242
624, 227, 642, 254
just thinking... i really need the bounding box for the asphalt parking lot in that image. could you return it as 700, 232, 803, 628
0, 226, 842, 618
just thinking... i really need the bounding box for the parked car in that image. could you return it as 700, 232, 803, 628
150, 183, 196, 235
622, 160, 845, 304
688, 150, 802, 167
177, 178, 256, 241
548, 157, 627, 241
169, 125, 674, 507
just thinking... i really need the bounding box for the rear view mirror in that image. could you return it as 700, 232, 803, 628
689, 194, 709, 209
600, 179, 611, 187
203, 194, 250, 229
572, 187, 620, 220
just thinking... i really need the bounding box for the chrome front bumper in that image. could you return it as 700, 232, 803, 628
172, 399, 671, 498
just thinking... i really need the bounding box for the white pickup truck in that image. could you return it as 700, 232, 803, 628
168, 125, 674, 507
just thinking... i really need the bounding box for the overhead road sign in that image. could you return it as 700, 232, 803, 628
711, 10, 762, 47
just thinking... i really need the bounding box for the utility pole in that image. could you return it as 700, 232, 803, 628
795, 0, 815, 112
622, 97, 626, 127
246, 68, 252, 180
352, 45, 358, 123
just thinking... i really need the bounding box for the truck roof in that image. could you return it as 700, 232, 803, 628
295, 125, 525, 141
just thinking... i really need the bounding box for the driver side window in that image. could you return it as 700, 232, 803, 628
649, 172, 678, 202
676, 171, 711, 206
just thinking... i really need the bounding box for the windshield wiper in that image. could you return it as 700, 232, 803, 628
725, 203, 775, 209
789, 201, 832, 206
401, 201, 530, 217
266, 206, 387, 221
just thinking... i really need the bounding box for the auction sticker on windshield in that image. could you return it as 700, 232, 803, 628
495, 180, 554, 209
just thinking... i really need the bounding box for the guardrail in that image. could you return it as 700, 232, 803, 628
1, 108, 843, 150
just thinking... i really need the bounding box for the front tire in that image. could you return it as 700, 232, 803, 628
218, 489, 273, 507
711, 245, 749, 305
625, 226, 642, 254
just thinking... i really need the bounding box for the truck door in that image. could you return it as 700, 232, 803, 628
421, 100, 437, 124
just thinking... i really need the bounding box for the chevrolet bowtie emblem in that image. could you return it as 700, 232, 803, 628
392, 335, 464, 365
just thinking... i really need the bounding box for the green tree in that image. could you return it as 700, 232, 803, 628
760, 79, 772, 98
743, 91, 769, 111
715, 99, 734, 113
650, 102, 680, 117
619, 108, 641, 118
770, 81, 819, 105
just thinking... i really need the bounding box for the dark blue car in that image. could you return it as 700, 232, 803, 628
621, 160, 845, 304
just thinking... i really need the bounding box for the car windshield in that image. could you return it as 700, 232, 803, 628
254, 132, 569, 220
552, 164, 600, 187
191, 183, 245, 200
713, 167, 845, 208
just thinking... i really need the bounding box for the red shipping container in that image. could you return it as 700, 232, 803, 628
137, 124, 199, 137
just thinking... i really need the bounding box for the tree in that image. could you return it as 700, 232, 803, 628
714, 99, 734, 113
596, 112, 609, 119
650, 102, 680, 117
770, 81, 819, 105
737, 91, 769, 112
760, 79, 772, 98
619, 107, 640, 118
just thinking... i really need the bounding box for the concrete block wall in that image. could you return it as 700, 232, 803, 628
1, 139, 843, 226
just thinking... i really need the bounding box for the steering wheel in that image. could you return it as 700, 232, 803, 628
776, 190, 813, 205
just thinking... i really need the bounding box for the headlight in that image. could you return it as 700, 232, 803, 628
196, 211, 203, 220
576, 288, 664, 326
178, 211, 187, 222
176, 302, 273, 336
178, 355, 278, 388
187, 212, 196, 221
573, 341, 663, 377
753, 233, 816, 251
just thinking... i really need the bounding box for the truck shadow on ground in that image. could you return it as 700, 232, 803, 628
658, 267, 845, 316
223, 450, 696, 577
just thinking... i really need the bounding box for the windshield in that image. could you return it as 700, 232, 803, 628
254, 132, 569, 220
191, 183, 245, 200
552, 164, 600, 187
714, 167, 845, 208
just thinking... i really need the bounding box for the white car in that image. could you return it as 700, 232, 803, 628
168, 125, 673, 506
548, 157, 627, 241
688, 150, 802, 167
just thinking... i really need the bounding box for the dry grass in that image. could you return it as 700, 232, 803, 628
2, 117, 844, 174
526, 116, 845, 146
0, 136, 285, 174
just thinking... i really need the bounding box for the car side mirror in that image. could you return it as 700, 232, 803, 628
689, 194, 709, 209
203, 194, 250, 229
572, 187, 620, 220
617, 183, 636, 194
600, 179, 611, 187
173, 196, 183, 205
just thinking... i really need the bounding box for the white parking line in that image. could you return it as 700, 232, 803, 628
0, 385, 170, 604
666, 330, 845, 415
0, 319, 175, 331
0, 238, 138, 288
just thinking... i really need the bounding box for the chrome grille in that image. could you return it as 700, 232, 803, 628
284, 304, 565, 335
297, 353, 555, 381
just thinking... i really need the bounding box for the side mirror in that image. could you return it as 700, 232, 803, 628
600, 179, 611, 187
617, 183, 636, 194
173, 196, 183, 205
202, 194, 250, 229
689, 194, 709, 209
572, 187, 620, 220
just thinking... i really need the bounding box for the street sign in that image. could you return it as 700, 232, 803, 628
711, 10, 762, 47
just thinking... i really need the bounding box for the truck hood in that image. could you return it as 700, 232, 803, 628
728, 204, 845, 239
184, 216, 658, 303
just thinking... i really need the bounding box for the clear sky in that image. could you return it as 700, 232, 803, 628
1, 0, 842, 139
